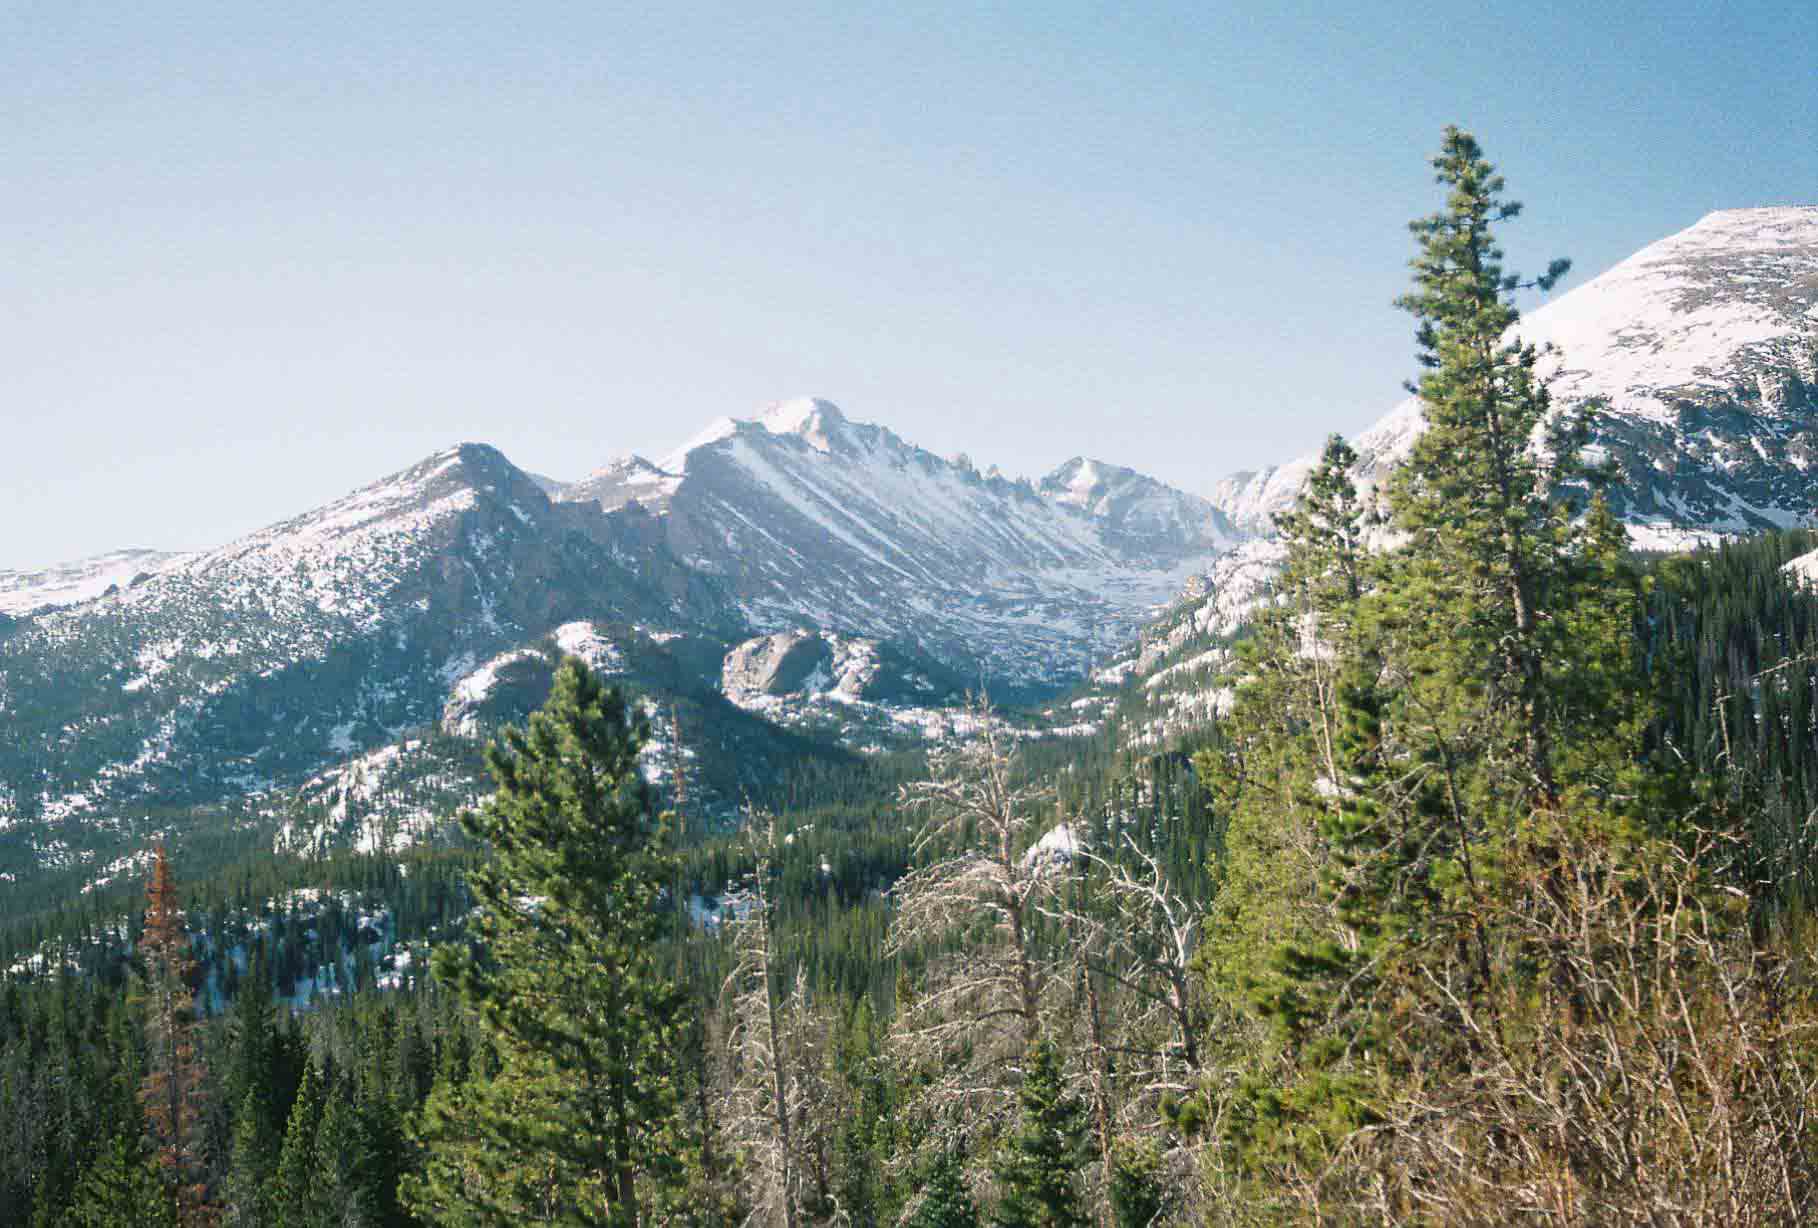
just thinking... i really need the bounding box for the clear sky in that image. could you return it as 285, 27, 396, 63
5, 1, 1815, 568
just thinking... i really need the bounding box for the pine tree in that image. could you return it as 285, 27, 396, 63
223, 956, 286, 1228
1106, 1140, 1166, 1228
906, 1153, 979, 1228
225, 1088, 278, 1228
989, 1040, 1089, 1228
1385, 124, 1575, 807
1192, 125, 1793, 1222
274, 1060, 326, 1228
404, 659, 687, 1228
312, 1077, 370, 1227
66, 1134, 179, 1228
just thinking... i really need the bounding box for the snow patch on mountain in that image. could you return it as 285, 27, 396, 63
639, 399, 1238, 688
0, 549, 186, 616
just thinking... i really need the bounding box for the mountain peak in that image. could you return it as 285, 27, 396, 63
760, 396, 846, 433
559, 454, 683, 513
659, 397, 851, 471
1210, 201, 1818, 542
757, 397, 847, 454
1685, 205, 1818, 240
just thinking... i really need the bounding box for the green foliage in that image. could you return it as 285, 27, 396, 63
907, 1152, 979, 1228
1197, 126, 1706, 1212
990, 1039, 1090, 1228
275, 1059, 327, 1228
1107, 1138, 1168, 1228
65, 1134, 177, 1228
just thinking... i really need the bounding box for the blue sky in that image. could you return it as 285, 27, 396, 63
5, 1, 1814, 567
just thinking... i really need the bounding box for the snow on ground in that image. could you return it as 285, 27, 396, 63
1023, 823, 1084, 872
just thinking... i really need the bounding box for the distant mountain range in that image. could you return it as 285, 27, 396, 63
2, 205, 1813, 902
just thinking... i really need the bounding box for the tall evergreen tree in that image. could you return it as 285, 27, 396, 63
274, 1060, 326, 1228
405, 659, 687, 1228
1191, 124, 1807, 1224
312, 1076, 371, 1227
1385, 124, 1575, 806
226, 1088, 278, 1228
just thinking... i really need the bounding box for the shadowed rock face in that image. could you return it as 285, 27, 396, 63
722, 631, 835, 697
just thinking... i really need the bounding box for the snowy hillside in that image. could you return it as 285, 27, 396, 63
0, 444, 727, 883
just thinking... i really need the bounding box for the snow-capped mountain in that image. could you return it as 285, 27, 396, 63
1215, 207, 1818, 544
0, 407, 1225, 897
557, 397, 1236, 687
1039, 457, 1238, 560
0, 444, 731, 857
1101, 208, 1818, 744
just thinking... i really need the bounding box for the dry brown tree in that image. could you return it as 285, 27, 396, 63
886, 704, 1070, 1150
137, 845, 212, 1226
1306, 821, 1818, 1227
1036, 831, 1209, 1225
722, 812, 840, 1228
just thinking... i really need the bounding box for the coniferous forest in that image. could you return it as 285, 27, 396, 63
9, 131, 1818, 1227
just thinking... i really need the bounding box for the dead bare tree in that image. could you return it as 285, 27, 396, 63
722, 810, 802, 1228
886, 703, 1067, 1142
1074, 834, 1205, 1087
1294, 823, 1818, 1226
1038, 832, 1208, 1228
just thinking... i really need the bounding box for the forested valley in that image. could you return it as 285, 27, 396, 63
9, 131, 1818, 1227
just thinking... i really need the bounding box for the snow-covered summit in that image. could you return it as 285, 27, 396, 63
757, 396, 847, 452
563, 397, 1245, 687
1039, 457, 1238, 558
560, 454, 684, 514
657, 396, 851, 473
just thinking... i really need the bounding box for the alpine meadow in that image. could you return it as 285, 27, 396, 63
8, 99, 1818, 1228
